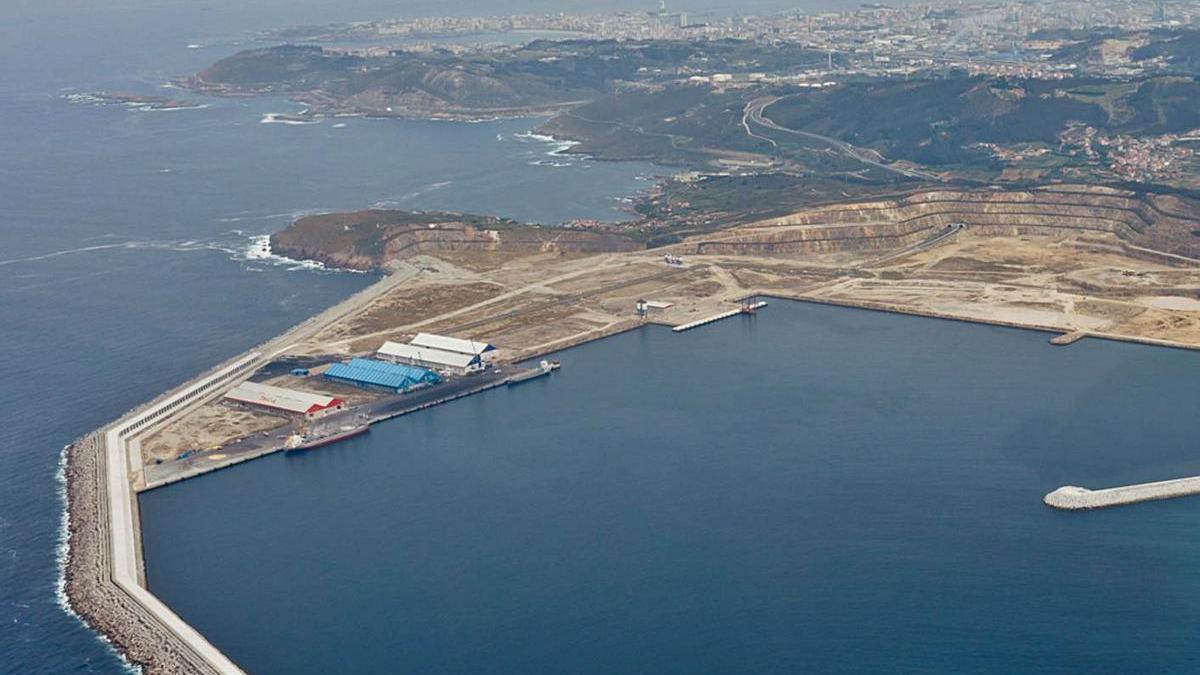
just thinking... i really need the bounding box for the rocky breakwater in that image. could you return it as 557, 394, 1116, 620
687, 185, 1200, 260
62, 434, 224, 674
270, 209, 643, 271
1044, 475, 1200, 510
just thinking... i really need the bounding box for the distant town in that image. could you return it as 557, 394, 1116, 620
255, 0, 1200, 186
267, 0, 1193, 82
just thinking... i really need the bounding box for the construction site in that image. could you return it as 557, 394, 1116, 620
124, 183, 1200, 491
63, 182, 1200, 675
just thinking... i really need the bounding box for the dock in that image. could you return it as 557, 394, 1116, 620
1044, 476, 1200, 510
143, 369, 512, 490
672, 301, 767, 333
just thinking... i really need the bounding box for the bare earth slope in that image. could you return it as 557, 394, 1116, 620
270, 209, 643, 271
686, 185, 1200, 261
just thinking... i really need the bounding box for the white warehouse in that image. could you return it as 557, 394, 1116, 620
376, 341, 484, 375
410, 333, 498, 362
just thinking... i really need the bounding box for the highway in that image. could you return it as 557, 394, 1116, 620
742, 96, 943, 182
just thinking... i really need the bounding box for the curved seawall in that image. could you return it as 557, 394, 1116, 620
62, 350, 261, 673
58, 270, 419, 673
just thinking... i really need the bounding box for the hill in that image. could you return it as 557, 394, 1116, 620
189, 40, 825, 119
270, 209, 642, 270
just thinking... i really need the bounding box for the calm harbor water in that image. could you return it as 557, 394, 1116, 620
142, 302, 1200, 674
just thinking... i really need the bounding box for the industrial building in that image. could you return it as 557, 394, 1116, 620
377, 341, 484, 375
224, 381, 345, 419
410, 333, 497, 361
324, 357, 441, 393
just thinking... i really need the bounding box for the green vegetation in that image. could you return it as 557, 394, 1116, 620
632, 172, 918, 241
541, 84, 774, 164
1130, 29, 1200, 74
270, 209, 643, 269
764, 77, 1113, 166
191, 40, 825, 117
544, 73, 1200, 172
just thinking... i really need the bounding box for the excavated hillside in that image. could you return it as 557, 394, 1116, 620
271, 209, 642, 271
686, 186, 1200, 262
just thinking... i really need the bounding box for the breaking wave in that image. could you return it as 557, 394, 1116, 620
0, 231, 349, 274
55, 444, 141, 674
260, 113, 320, 126
513, 130, 579, 157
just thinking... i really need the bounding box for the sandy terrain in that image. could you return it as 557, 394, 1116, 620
144, 220, 1200, 468
141, 403, 289, 464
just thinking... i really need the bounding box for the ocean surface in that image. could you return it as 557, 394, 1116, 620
0, 2, 661, 671
140, 302, 1200, 674
1, 1, 1194, 673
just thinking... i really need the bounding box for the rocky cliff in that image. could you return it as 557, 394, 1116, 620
270, 209, 642, 271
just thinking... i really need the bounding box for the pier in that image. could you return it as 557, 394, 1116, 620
672, 301, 768, 333
1044, 476, 1200, 510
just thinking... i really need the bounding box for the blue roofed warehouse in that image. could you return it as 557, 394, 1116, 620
323, 358, 441, 393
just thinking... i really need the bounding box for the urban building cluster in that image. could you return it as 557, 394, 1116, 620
1058, 123, 1199, 182
274, 0, 1200, 81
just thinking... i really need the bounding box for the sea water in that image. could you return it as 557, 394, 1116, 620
141, 303, 1200, 674
0, 2, 657, 670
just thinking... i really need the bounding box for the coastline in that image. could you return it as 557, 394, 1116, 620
57, 258, 1200, 671
58, 269, 425, 674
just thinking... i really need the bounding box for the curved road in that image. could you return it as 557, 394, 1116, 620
743, 96, 943, 182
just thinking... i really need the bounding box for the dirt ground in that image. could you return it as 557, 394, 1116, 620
141, 403, 289, 464
145, 223, 1200, 467
296, 228, 1200, 361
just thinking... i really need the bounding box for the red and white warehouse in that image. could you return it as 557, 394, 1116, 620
224, 381, 345, 419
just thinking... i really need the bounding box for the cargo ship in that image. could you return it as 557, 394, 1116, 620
284, 424, 370, 452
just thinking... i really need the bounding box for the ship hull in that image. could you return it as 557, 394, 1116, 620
286, 424, 370, 452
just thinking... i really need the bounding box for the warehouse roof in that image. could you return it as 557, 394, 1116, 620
225, 381, 343, 415
410, 333, 495, 356
378, 341, 481, 369
324, 358, 440, 391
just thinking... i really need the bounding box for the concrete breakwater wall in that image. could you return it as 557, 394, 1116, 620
62, 434, 229, 674
60, 353, 262, 674
1045, 477, 1200, 510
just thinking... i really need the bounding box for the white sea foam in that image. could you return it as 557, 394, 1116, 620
217, 210, 301, 224
237, 234, 358, 273
0, 232, 349, 275
134, 103, 210, 113
0, 244, 129, 267
373, 180, 453, 206
332, 123, 347, 128
55, 444, 142, 674
260, 113, 320, 126
513, 130, 579, 156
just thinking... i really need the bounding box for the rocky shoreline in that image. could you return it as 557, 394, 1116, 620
61, 434, 223, 675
